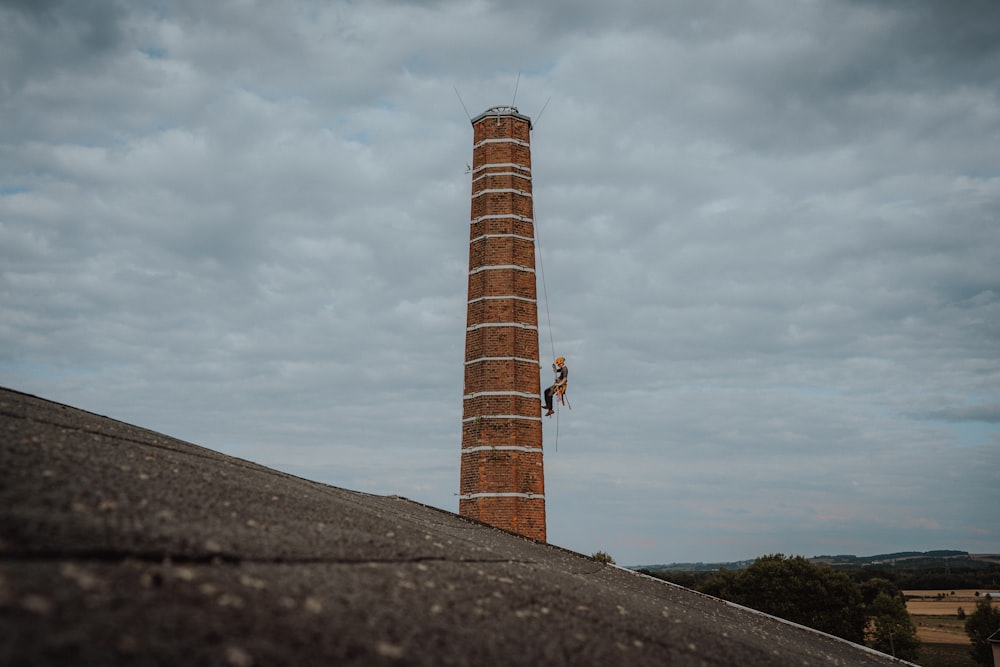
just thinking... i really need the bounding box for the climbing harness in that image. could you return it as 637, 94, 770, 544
554, 381, 570, 409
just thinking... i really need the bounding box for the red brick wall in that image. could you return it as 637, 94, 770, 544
460, 108, 545, 541
467, 236, 536, 270
463, 327, 539, 362
470, 217, 535, 239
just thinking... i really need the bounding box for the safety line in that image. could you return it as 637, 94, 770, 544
534, 222, 556, 363
533, 197, 561, 452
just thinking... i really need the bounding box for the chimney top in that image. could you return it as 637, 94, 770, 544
470, 105, 532, 129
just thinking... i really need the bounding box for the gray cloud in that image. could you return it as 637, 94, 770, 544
918, 403, 1000, 424
0, 0, 127, 84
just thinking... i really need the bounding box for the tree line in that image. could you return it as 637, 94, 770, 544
641, 553, 1000, 665
643, 554, 920, 660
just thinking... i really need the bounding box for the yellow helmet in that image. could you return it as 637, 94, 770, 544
555, 357, 565, 365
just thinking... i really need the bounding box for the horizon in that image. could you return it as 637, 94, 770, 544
630, 549, 993, 567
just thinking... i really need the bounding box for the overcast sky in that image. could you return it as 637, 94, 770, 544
3, 0, 998, 566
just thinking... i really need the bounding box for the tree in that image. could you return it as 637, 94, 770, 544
866, 592, 920, 661
859, 577, 903, 607
965, 596, 1000, 666
591, 550, 615, 565
699, 554, 867, 643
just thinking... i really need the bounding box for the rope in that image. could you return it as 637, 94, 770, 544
554, 402, 560, 453
534, 208, 560, 452
534, 214, 556, 362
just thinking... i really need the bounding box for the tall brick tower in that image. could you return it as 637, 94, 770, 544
459, 106, 545, 541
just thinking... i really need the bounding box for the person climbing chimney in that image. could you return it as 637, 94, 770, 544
542, 357, 568, 416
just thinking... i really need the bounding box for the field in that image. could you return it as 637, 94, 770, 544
905, 589, 994, 617
904, 590, 977, 667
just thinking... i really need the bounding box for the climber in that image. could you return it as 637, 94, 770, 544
542, 357, 568, 416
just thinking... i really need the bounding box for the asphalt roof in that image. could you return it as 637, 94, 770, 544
1, 386, 914, 666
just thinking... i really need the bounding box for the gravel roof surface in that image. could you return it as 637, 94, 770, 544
1, 387, 914, 666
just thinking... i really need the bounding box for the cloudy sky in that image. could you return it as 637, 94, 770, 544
3, 0, 998, 566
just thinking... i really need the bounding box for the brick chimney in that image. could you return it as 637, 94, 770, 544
459, 106, 545, 541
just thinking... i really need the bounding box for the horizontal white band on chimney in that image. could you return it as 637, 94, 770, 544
458, 492, 545, 500
466, 322, 537, 331
471, 214, 533, 224
473, 138, 530, 149
462, 414, 542, 423
473, 163, 530, 174
465, 356, 541, 366
472, 188, 532, 199
470, 233, 535, 244
461, 446, 543, 454
464, 391, 539, 400
473, 171, 531, 184
468, 264, 534, 275
468, 295, 536, 305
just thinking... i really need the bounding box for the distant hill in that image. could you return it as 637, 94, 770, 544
810, 550, 970, 567
635, 550, 1000, 573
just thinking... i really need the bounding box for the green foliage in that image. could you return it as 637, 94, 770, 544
856, 576, 920, 660
642, 553, 973, 661
699, 554, 868, 643
641, 569, 716, 590
964, 596, 1000, 666
873, 563, 1000, 591
866, 591, 920, 661
859, 577, 904, 606
638, 569, 710, 590
592, 550, 615, 565
640, 552, 1000, 591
